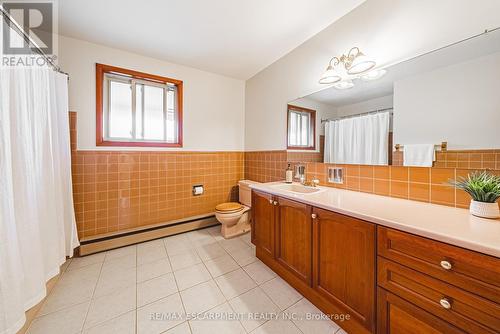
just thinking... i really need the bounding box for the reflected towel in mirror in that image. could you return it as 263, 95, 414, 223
403, 144, 436, 167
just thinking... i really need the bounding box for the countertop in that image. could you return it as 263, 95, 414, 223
250, 182, 500, 258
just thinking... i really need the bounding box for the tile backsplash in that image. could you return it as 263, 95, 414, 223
244, 151, 287, 183
243, 148, 499, 210
434, 150, 500, 169
393, 149, 500, 169
307, 164, 500, 209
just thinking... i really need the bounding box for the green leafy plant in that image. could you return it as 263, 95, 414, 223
449, 171, 500, 203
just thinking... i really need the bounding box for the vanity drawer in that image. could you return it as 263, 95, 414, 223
378, 257, 500, 333
377, 227, 500, 303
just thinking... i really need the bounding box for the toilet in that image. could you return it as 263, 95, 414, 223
215, 180, 258, 239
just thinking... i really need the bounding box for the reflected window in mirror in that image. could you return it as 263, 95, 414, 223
287, 105, 316, 150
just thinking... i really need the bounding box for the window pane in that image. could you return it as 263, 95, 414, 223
109, 81, 132, 139
289, 112, 297, 145
143, 85, 164, 140
166, 89, 177, 142
300, 114, 309, 145
135, 84, 143, 139
288, 109, 312, 147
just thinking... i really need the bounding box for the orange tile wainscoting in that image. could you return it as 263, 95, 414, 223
70, 113, 243, 239
70, 111, 499, 239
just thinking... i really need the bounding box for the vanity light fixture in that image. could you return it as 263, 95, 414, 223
318, 64, 342, 84
360, 69, 387, 81
333, 79, 354, 90
319, 47, 379, 88
347, 48, 376, 74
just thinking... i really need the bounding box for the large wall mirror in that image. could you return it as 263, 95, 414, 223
288, 28, 500, 168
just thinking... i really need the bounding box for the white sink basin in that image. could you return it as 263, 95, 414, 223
271, 183, 323, 194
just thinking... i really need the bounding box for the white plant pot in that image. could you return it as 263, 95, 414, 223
469, 200, 500, 219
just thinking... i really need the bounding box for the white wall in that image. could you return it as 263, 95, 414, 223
288, 97, 336, 152
58, 35, 245, 151
245, 0, 500, 151
394, 51, 500, 150
337, 95, 393, 117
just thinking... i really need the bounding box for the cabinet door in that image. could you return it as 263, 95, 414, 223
312, 208, 376, 331
378, 288, 467, 334
251, 190, 275, 257
275, 196, 312, 284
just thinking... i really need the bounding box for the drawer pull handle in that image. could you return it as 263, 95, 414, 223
273, 201, 278, 206
440, 260, 452, 270
311, 213, 317, 219
440, 298, 452, 309
269, 199, 273, 204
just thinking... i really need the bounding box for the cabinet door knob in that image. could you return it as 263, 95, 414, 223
273, 201, 278, 206
440, 260, 452, 270
311, 214, 317, 219
439, 298, 452, 309
269, 199, 273, 204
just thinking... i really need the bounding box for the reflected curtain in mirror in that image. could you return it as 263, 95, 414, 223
324, 112, 390, 165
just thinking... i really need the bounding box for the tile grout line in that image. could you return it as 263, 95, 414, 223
135, 245, 138, 334
79, 256, 105, 333
77, 248, 137, 332
163, 236, 192, 334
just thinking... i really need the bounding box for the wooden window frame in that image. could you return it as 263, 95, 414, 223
286, 104, 316, 150
96, 63, 183, 147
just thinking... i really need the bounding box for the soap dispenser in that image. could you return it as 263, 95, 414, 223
285, 164, 293, 183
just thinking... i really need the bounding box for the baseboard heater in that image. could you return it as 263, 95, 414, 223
77, 214, 219, 256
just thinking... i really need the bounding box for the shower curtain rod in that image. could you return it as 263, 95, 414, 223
320, 107, 393, 123
0, 5, 69, 76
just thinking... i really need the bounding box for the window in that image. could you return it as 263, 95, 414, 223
96, 64, 183, 147
287, 105, 316, 150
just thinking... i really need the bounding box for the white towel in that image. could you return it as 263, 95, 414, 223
403, 144, 436, 167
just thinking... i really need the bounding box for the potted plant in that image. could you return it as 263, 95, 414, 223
449, 171, 500, 219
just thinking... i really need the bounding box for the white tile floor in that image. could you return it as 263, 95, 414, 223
27, 226, 347, 334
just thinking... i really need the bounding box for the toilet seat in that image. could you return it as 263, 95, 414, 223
215, 202, 243, 214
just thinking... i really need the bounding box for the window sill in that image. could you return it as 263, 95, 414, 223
287, 146, 316, 151
96, 140, 183, 148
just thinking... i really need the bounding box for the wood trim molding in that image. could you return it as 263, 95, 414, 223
95, 63, 183, 148
286, 104, 317, 151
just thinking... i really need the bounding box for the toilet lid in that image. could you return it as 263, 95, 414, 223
215, 202, 243, 213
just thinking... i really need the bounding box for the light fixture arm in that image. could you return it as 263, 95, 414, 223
319, 46, 378, 86
341, 46, 363, 69
327, 56, 341, 67
347, 46, 361, 58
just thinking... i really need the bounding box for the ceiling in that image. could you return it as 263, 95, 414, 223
306, 28, 500, 107
58, 0, 365, 80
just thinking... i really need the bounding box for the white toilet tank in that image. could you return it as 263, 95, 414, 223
238, 180, 259, 207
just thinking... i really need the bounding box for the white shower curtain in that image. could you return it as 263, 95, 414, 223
324, 112, 390, 165
0, 67, 79, 334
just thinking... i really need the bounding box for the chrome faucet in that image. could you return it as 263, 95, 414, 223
300, 176, 320, 187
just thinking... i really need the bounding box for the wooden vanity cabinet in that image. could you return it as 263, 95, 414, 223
377, 288, 467, 334
377, 227, 500, 334
252, 190, 500, 334
251, 191, 313, 284
275, 196, 312, 284
251, 190, 276, 258
252, 190, 376, 333
312, 208, 376, 332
